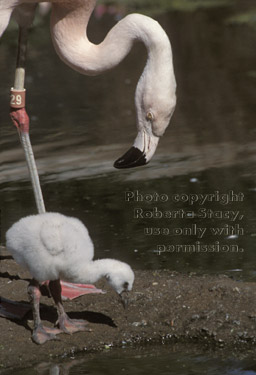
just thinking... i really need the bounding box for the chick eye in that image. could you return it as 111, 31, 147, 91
146, 112, 154, 121
123, 281, 129, 290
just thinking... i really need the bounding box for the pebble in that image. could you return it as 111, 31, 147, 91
132, 320, 147, 327
190, 177, 198, 183
191, 314, 200, 321
233, 287, 240, 293
233, 320, 240, 326
248, 314, 256, 320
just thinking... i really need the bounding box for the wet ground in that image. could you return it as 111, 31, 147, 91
1, 260, 256, 373
0, 0, 256, 373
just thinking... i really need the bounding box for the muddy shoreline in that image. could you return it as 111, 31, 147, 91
1, 253, 256, 371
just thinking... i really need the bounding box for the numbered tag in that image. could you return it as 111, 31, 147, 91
10, 88, 26, 109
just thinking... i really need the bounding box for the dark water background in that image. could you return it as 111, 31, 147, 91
1, 0, 255, 279
5, 344, 256, 375
0, 0, 256, 373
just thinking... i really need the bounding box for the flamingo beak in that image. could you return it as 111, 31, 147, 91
119, 291, 130, 309
114, 130, 159, 169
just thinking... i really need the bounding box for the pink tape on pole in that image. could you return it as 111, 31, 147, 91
10, 107, 30, 133
10, 88, 26, 109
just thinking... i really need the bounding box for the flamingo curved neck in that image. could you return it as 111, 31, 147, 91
50, 2, 174, 77
61, 258, 116, 285
1, 0, 176, 169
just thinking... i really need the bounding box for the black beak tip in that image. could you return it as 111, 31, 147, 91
114, 147, 147, 169
119, 291, 130, 309
121, 299, 128, 309
121, 296, 129, 309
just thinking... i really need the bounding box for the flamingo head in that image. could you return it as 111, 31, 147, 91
114, 65, 176, 169
106, 262, 134, 308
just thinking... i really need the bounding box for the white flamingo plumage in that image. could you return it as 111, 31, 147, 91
6, 212, 134, 344
0, 0, 176, 168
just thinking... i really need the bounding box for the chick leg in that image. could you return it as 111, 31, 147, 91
49, 279, 90, 334
28, 279, 62, 344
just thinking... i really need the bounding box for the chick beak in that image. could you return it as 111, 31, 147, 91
119, 291, 129, 309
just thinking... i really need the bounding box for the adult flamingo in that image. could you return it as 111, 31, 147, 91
0, 0, 177, 169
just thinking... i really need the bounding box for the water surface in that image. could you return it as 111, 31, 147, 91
3, 345, 256, 375
0, 1, 255, 279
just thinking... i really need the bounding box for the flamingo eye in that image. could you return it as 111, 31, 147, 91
146, 112, 154, 121
123, 281, 129, 290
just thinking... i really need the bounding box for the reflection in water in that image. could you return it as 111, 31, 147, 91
6, 346, 256, 375
34, 358, 86, 375
1, 138, 256, 184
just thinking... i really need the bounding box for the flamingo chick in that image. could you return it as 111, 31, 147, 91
6, 212, 134, 345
